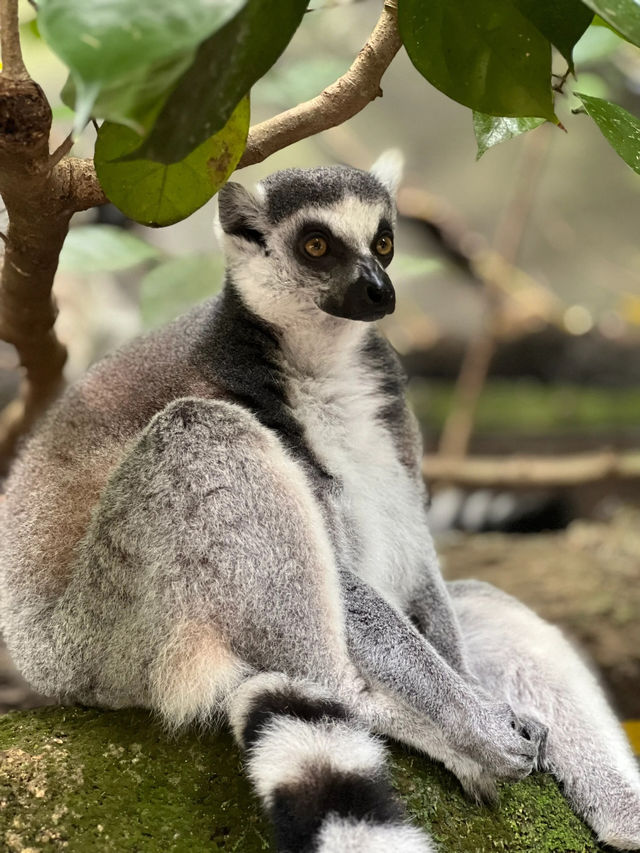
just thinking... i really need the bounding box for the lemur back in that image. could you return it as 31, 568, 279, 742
1, 159, 638, 853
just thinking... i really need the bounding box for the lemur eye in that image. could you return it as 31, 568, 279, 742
304, 235, 328, 258
375, 235, 393, 256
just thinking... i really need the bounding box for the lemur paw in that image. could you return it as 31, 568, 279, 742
466, 703, 547, 781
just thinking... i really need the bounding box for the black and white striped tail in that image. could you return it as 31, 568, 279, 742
229, 673, 433, 853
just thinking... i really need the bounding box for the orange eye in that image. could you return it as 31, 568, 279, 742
375, 235, 393, 256
304, 235, 328, 257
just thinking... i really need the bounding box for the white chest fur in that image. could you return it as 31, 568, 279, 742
285, 361, 429, 607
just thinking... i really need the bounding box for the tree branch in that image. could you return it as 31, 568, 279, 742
422, 450, 640, 490
0, 1, 71, 470
238, 1, 402, 167
0, 0, 28, 81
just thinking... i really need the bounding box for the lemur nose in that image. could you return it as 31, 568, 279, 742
364, 274, 395, 313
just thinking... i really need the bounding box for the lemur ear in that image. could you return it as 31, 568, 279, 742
370, 149, 404, 197
217, 181, 266, 248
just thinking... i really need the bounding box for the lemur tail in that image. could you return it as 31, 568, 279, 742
228, 673, 433, 853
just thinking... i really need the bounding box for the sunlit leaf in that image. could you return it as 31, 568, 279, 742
59, 225, 161, 272
133, 0, 308, 164
512, 0, 592, 70
398, 0, 557, 121
140, 255, 224, 328
581, 0, 640, 48
473, 113, 545, 159
37, 0, 245, 130
94, 97, 250, 227
575, 92, 640, 175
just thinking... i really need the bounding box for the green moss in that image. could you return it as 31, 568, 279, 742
0, 707, 606, 852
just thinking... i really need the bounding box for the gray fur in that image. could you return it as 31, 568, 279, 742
1, 159, 638, 852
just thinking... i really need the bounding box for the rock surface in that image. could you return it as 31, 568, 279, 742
0, 706, 606, 852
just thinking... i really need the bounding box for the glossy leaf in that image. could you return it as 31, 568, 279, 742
37, 0, 244, 130
59, 225, 161, 272
95, 97, 250, 227
140, 255, 224, 329
575, 93, 640, 175
581, 0, 640, 47
398, 0, 556, 121
512, 0, 593, 70
133, 0, 308, 164
473, 112, 545, 159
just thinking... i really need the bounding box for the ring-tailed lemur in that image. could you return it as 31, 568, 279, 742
1, 155, 638, 853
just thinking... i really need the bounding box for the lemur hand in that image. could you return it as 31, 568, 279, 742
458, 702, 547, 780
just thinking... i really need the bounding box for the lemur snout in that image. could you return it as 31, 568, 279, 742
321, 260, 395, 322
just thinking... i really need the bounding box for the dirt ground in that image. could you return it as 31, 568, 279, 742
0, 511, 638, 718
439, 508, 640, 719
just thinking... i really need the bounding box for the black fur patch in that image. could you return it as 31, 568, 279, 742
232, 225, 267, 249
359, 330, 418, 472
242, 687, 349, 749
191, 282, 334, 489
271, 769, 405, 852
262, 166, 392, 224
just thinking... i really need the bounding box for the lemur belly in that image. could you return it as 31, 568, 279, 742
286, 371, 427, 607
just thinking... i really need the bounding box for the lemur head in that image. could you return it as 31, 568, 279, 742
216, 152, 403, 326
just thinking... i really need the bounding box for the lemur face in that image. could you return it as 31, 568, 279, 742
217, 154, 402, 326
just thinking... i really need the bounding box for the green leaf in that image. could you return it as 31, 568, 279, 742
473, 112, 545, 158
94, 97, 250, 227
580, 0, 640, 47
575, 92, 640, 175
511, 0, 593, 70
133, 0, 308, 164
140, 255, 224, 329
398, 0, 557, 122
59, 225, 161, 272
37, 0, 245, 130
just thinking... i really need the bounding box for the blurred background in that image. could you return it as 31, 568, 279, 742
0, 1, 638, 735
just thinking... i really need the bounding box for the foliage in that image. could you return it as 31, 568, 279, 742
28, 0, 640, 228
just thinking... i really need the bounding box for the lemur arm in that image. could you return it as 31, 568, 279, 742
339, 569, 543, 774
407, 532, 473, 679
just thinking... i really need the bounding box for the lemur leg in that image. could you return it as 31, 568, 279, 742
56, 396, 437, 852
449, 580, 640, 850
55, 398, 542, 848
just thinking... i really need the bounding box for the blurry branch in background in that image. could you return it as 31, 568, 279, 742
434, 123, 554, 462
423, 449, 640, 490
0, 0, 402, 473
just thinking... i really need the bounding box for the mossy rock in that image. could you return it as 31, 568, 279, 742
0, 706, 605, 852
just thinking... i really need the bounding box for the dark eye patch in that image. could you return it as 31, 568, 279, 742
294, 220, 352, 272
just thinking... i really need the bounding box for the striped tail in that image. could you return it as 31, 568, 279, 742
229, 673, 433, 853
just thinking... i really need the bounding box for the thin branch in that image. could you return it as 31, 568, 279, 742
423, 450, 640, 489
437, 124, 553, 461
47, 132, 73, 170
0, 0, 28, 81
239, 2, 401, 168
